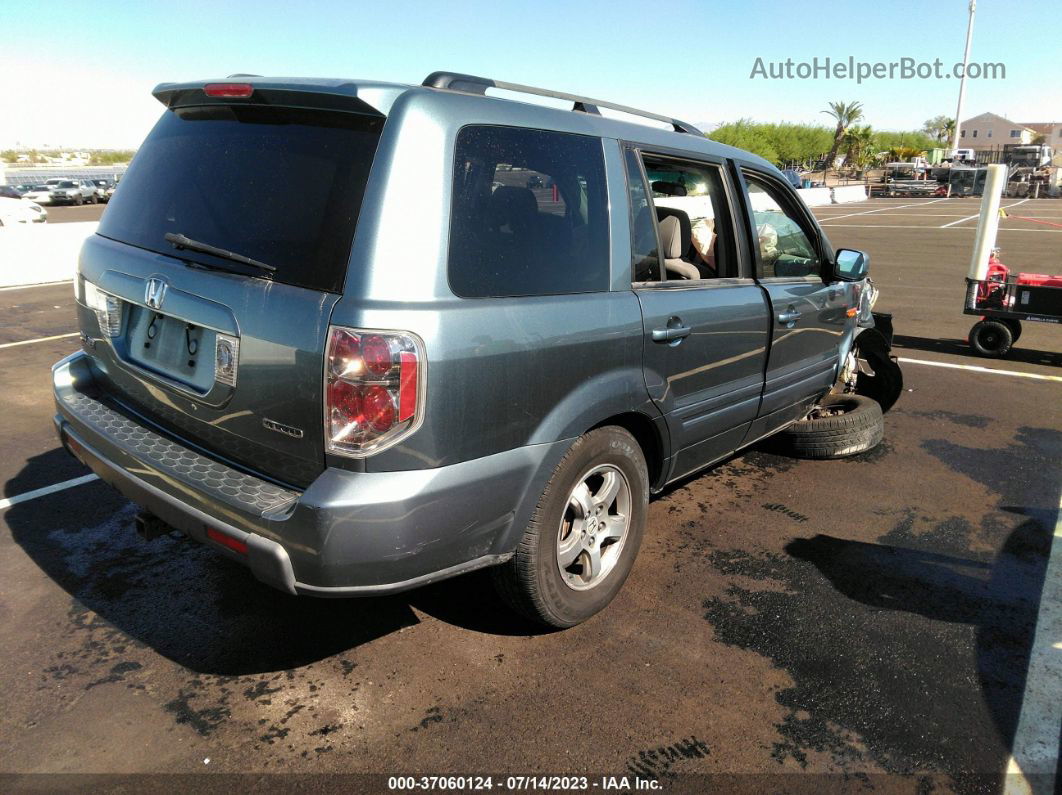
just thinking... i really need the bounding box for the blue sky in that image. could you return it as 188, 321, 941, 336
1, 0, 1059, 148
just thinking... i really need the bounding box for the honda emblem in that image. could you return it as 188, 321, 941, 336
145, 278, 167, 310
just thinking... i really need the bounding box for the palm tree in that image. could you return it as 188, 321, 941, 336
843, 125, 875, 171
922, 114, 954, 144
942, 118, 956, 144
822, 101, 864, 171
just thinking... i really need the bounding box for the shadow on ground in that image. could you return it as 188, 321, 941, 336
6, 448, 546, 678
892, 333, 1061, 368
701, 424, 1061, 791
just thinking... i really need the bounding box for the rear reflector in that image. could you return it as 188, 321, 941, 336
399, 352, 418, 422
203, 83, 254, 98
206, 527, 248, 555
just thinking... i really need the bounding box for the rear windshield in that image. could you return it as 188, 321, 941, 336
98, 104, 383, 293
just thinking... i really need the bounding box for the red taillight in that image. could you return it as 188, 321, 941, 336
207, 527, 248, 555
361, 335, 393, 376
203, 83, 254, 98
363, 385, 396, 432
325, 327, 423, 457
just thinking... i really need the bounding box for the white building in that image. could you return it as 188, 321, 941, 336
1022, 122, 1062, 151
958, 112, 1035, 150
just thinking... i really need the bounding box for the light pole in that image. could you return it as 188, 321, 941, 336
950, 0, 977, 158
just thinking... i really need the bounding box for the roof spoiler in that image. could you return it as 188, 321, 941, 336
151, 80, 386, 117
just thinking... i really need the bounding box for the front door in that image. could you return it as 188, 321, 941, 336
739, 169, 849, 432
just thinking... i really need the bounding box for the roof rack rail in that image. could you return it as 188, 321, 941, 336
422, 71, 703, 136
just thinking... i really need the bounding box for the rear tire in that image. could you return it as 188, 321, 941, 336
492, 427, 648, 628
969, 319, 1013, 357
774, 394, 884, 460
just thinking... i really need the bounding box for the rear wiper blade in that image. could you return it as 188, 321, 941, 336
164, 232, 276, 275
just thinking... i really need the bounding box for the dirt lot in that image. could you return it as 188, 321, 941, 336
1, 198, 1059, 792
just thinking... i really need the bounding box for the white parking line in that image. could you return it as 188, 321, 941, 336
814, 198, 949, 223
0, 280, 73, 292
1004, 492, 1062, 795
818, 225, 1061, 233
897, 357, 1062, 382
940, 199, 1029, 228
0, 332, 79, 350
0, 473, 98, 511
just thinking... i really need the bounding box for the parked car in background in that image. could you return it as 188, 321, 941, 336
25, 180, 97, 205
0, 196, 47, 225
21, 185, 58, 205
0, 185, 24, 199
91, 179, 115, 202
780, 168, 803, 190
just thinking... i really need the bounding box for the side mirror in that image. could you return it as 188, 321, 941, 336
834, 248, 869, 281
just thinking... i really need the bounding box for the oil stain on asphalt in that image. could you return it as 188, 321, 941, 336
700, 423, 1060, 792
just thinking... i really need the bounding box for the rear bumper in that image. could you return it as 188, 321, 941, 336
53, 351, 568, 596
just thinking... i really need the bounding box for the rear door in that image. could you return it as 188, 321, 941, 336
79, 87, 385, 488
625, 147, 770, 481
736, 168, 848, 432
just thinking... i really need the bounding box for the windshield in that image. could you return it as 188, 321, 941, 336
57, 181, 77, 188
98, 104, 384, 293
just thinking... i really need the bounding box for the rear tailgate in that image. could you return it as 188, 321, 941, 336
76, 82, 386, 488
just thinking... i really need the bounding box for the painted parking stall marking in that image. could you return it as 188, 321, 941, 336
895, 358, 1062, 382
1004, 492, 1062, 794
940, 199, 1030, 228
0, 332, 80, 350
0, 474, 98, 511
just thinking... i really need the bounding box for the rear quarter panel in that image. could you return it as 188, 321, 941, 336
330, 93, 654, 473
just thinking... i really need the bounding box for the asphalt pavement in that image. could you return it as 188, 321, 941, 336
1, 198, 1059, 792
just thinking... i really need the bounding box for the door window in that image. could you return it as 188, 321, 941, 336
623, 148, 660, 282
640, 155, 736, 280
743, 174, 821, 280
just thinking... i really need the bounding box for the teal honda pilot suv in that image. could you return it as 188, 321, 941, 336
53, 71, 899, 627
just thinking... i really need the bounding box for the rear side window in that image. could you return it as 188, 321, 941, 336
98, 105, 383, 293
448, 126, 609, 298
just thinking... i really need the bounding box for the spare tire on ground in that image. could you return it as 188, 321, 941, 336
774, 394, 884, 460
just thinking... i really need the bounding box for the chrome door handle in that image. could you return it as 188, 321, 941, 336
651, 325, 692, 342
777, 310, 801, 325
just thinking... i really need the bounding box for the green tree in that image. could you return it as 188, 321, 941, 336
89, 150, 136, 165
706, 119, 779, 164
821, 101, 864, 169
942, 118, 956, 144
922, 114, 954, 144
884, 145, 926, 162
874, 130, 936, 153
843, 125, 876, 170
